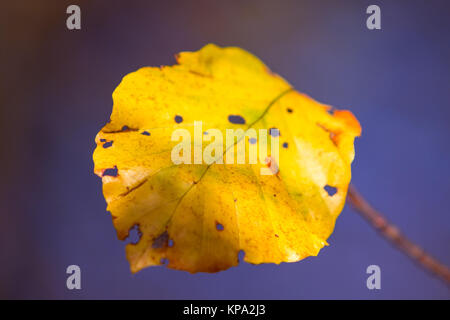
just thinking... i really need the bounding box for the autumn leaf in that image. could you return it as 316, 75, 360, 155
93, 44, 361, 273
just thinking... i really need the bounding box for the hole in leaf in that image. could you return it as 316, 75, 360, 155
103, 141, 113, 148
324, 185, 337, 196
238, 250, 246, 263
269, 127, 280, 137
119, 125, 138, 132
174, 115, 183, 123
152, 231, 169, 249
141, 131, 150, 136
282, 142, 288, 148
168, 239, 174, 247
249, 137, 257, 144
126, 224, 142, 245
216, 222, 224, 231
228, 115, 246, 125
160, 258, 169, 265
102, 166, 118, 177
100, 138, 107, 142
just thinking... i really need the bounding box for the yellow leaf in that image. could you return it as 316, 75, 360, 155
93, 44, 361, 273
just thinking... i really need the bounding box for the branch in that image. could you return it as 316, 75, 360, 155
347, 184, 450, 285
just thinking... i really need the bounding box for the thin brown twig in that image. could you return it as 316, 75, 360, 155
347, 184, 450, 285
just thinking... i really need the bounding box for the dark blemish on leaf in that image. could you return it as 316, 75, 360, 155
287, 108, 293, 113
228, 115, 246, 125
282, 142, 288, 148
189, 70, 213, 78
216, 222, 224, 231
269, 128, 280, 137
103, 141, 113, 148
316, 123, 338, 145
273, 194, 277, 197
174, 115, 183, 123
265, 157, 279, 175
249, 137, 257, 144
152, 231, 169, 249
275, 234, 279, 238
119, 178, 148, 197
126, 224, 142, 245
204, 131, 208, 135
141, 131, 150, 136
328, 132, 338, 146
234, 198, 237, 202
121, 126, 139, 132
102, 166, 118, 177
238, 250, 246, 263
324, 185, 337, 196
317, 122, 329, 132
168, 239, 174, 247
102, 126, 138, 134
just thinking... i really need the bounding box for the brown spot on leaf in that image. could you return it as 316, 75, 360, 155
152, 231, 169, 249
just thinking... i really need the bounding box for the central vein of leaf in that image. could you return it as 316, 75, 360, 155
166, 87, 294, 224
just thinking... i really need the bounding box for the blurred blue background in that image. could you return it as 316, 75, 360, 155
1, 0, 449, 299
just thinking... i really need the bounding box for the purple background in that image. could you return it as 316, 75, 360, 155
1, 0, 449, 299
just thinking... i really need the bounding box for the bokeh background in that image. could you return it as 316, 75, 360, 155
1, 0, 449, 299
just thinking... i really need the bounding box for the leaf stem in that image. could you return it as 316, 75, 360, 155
347, 184, 450, 285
